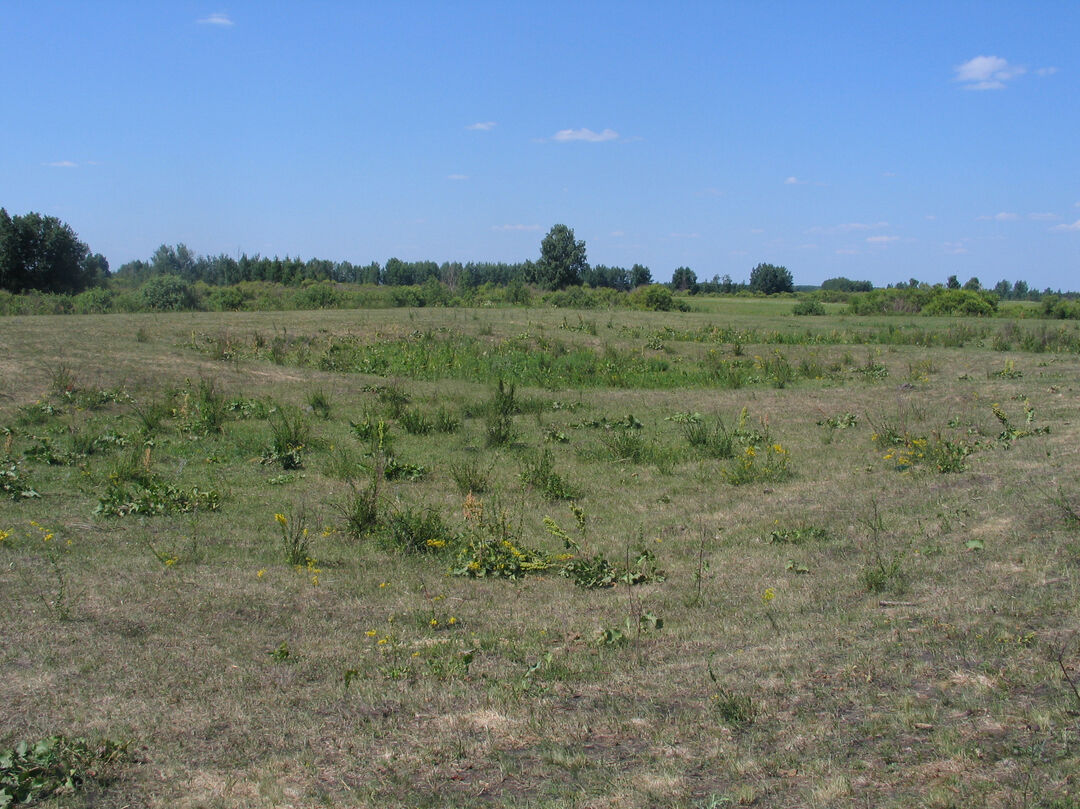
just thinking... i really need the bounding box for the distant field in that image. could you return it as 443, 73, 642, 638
2, 302, 1079, 808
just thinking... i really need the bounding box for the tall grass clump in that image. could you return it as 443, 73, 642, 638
485, 379, 517, 447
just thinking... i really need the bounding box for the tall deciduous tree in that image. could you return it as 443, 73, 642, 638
670, 266, 697, 291
748, 263, 794, 294
534, 224, 587, 290
630, 264, 653, 287
0, 209, 100, 293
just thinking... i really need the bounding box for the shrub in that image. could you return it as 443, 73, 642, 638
792, 299, 826, 316
139, 275, 196, 311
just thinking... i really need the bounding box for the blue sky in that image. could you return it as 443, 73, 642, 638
3, 1, 1078, 288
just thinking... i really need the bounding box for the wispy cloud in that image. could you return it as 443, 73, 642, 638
977, 212, 1019, 221
1036, 67, 1059, 77
1028, 212, 1059, 221
467, 121, 496, 131
43, 160, 78, 168
550, 128, 619, 143
955, 55, 1025, 90
944, 241, 969, 254
806, 221, 888, 235
669, 232, 701, 239
492, 224, 540, 232
866, 235, 899, 244
198, 12, 234, 26
1051, 219, 1080, 232
446, 174, 469, 181
784, 176, 805, 185
610, 230, 625, 237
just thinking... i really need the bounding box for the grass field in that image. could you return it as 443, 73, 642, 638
2, 301, 1079, 808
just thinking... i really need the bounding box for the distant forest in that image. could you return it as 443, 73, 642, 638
2, 210, 1078, 318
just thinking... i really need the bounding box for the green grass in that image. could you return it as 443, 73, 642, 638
1, 303, 1079, 808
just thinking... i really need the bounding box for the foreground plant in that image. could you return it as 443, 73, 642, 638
0, 735, 128, 806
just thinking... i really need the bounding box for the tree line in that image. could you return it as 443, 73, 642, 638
3, 211, 1074, 302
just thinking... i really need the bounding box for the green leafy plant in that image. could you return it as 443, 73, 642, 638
398, 407, 433, 435
265, 405, 310, 469
485, 379, 517, 447
861, 553, 907, 594
334, 479, 381, 540
768, 525, 829, 544
0, 735, 127, 806
274, 504, 313, 566
375, 383, 411, 419
708, 655, 756, 728
1, 459, 40, 500
722, 443, 792, 485
306, 387, 332, 419
268, 641, 291, 662
96, 477, 221, 518
433, 406, 461, 434
520, 448, 577, 501
452, 494, 550, 579
379, 506, 454, 555
669, 411, 735, 459
449, 456, 491, 495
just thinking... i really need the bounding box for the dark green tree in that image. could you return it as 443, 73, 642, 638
963, 277, 982, 291
0, 209, 99, 293
534, 224, 587, 290
748, 263, 794, 294
946, 275, 961, 290
630, 264, 653, 287
670, 266, 697, 292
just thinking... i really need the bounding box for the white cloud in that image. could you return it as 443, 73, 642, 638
1051, 219, 1080, 232
944, 241, 969, 254
1036, 66, 1059, 76
977, 212, 1019, 221
955, 55, 1025, 90
492, 224, 540, 232
610, 230, 625, 237
784, 176, 805, 185
197, 12, 234, 26
446, 174, 469, 181
467, 121, 496, 131
669, 232, 701, 239
1028, 212, 1059, 221
806, 221, 888, 235
551, 128, 619, 143
43, 160, 78, 168
866, 235, 899, 244
798, 244, 818, 250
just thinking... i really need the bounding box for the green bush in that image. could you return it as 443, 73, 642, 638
792, 299, 826, 316
139, 275, 196, 311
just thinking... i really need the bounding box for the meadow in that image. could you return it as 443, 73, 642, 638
1, 300, 1079, 808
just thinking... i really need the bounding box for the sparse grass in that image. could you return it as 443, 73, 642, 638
1, 303, 1078, 809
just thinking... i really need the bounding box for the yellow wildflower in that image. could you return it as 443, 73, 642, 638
274, 513, 288, 526
762, 588, 776, 604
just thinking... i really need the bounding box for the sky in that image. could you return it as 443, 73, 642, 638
2, 1, 1078, 289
